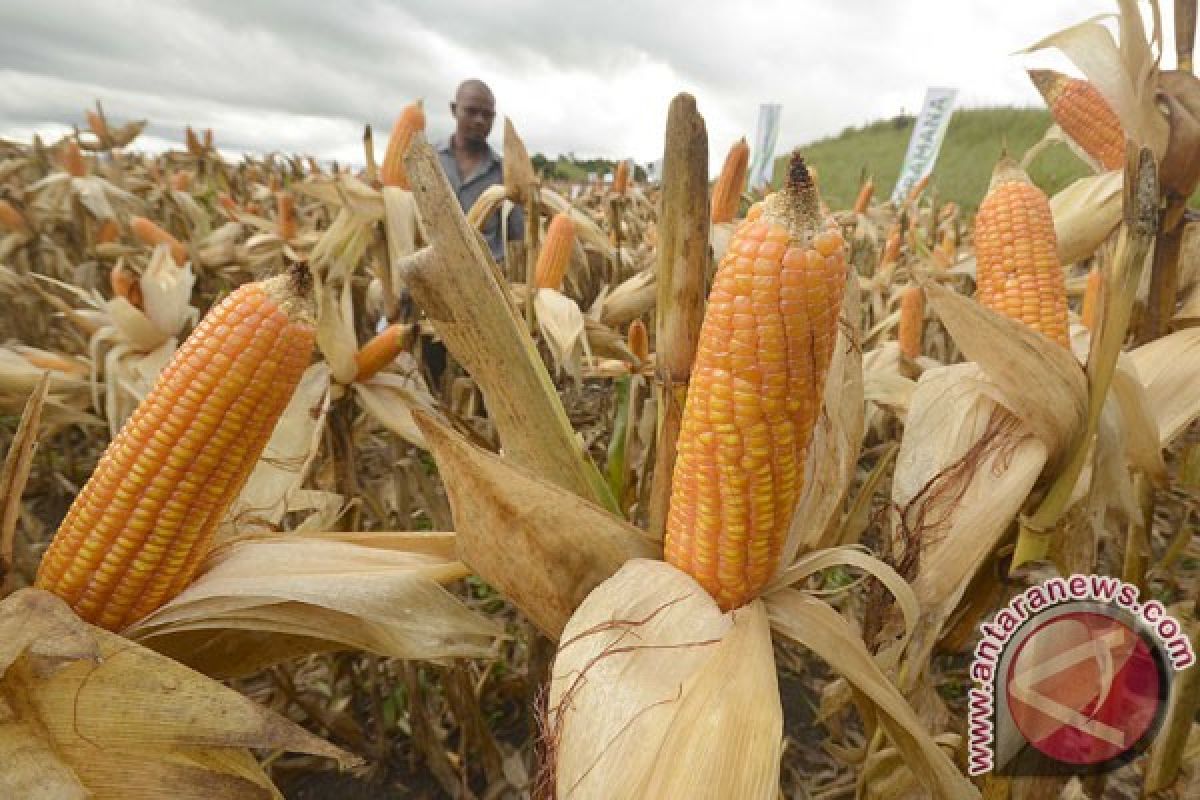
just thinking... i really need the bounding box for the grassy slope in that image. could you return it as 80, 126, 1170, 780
773, 107, 1092, 213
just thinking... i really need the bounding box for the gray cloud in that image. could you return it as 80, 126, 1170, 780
0, 1, 1161, 172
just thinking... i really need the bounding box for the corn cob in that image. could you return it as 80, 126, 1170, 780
86, 110, 109, 141
35, 269, 316, 630
130, 216, 188, 267
354, 323, 410, 382
169, 172, 192, 192
975, 158, 1069, 347
1029, 69, 1125, 171
1081, 268, 1103, 331
905, 174, 930, 206
664, 154, 846, 611
535, 212, 576, 290
613, 159, 630, 197
381, 100, 426, 189
61, 140, 87, 177
276, 190, 296, 241
0, 199, 29, 232
627, 318, 649, 364
185, 126, 203, 156
853, 177, 874, 214
95, 218, 120, 244
899, 285, 924, 359
711, 138, 749, 224
110, 263, 143, 309
879, 224, 901, 275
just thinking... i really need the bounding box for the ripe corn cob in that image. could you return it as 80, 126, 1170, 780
627, 318, 649, 364
61, 140, 87, 177
381, 100, 426, 189
35, 269, 316, 630
853, 177, 874, 214
1029, 70, 1125, 171
354, 323, 410, 382
664, 154, 846, 611
110, 263, 143, 309
86, 110, 109, 141
905, 174, 930, 206
95, 218, 120, 244
711, 138, 749, 224
276, 190, 296, 241
899, 285, 924, 359
879, 224, 901, 275
975, 158, 1069, 347
130, 216, 188, 267
1081, 268, 1103, 331
612, 159, 630, 197
0, 199, 28, 232
535, 212, 576, 290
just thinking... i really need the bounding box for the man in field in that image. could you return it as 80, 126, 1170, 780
437, 79, 524, 265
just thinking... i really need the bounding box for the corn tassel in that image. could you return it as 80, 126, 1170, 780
664, 154, 846, 611
710, 137, 749, 224
899, 285, 924, 359
975, 157, 1069, 347
354, 323, 410, 383
130, 216, 188, 267
535, 213, 576, 290
381, 100, 425, 189
1029, 69, 1125, 171
35, 269, 316, 630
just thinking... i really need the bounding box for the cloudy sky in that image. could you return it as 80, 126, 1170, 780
0, 1, 1180, 174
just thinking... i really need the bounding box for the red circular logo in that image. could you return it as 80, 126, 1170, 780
1005, 611, 1162, 766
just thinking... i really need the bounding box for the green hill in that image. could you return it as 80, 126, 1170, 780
773, 107, 1091, 213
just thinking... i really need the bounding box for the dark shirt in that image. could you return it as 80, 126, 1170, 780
437, 137, 525, 263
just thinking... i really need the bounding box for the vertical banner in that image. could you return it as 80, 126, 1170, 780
890, 87, 958, 203
746, 103, 782, 191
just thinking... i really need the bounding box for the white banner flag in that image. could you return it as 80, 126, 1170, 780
890, 87, 957, 203
747, 103, 782, 191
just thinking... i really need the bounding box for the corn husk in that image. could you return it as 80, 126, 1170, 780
1, 588, 355, 799
1129, 326, 1200, 445
125, 531, 498, 679
1050, 171, 1124, 266
549, 559, 782, 800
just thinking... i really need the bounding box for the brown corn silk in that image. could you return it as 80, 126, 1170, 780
35, 271, 316, 630
664, 155, 847, 611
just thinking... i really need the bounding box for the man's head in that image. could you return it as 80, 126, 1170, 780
451, 79, 496, 148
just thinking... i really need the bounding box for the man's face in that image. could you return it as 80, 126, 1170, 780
452, 87, 496, 146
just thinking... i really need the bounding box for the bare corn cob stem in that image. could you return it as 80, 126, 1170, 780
664, 153, 846, 610
35, 269, 316, 630
1029, 70, 1125, 171
974, 157, 1069, 347
899, 285, 924, 359
710, 137, 749, 224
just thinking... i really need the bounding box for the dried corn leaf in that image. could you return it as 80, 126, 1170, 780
596, 268, 656, 328
766, 588, 980, 800
503, 118, 537, 205
1129, 327, 1200, 445
889, 365, 1047, 675
414, 411, 659, 638
1111, 354, 1167, 481
354, 367, 441, 449
535, 288, 586, 381
314, 271, 357, 384
0, 374, 47, 591
1, 589, 354, 799
550, 559, 781, 800
126, 531, 497, 678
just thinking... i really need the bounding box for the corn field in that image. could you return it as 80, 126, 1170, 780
3, 2, 1200, 799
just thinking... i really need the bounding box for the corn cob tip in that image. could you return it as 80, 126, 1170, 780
764, 151, 820, 236
263, 263, 316, 325
987, 154, 1030, 193
1027, 69, 1066, 104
